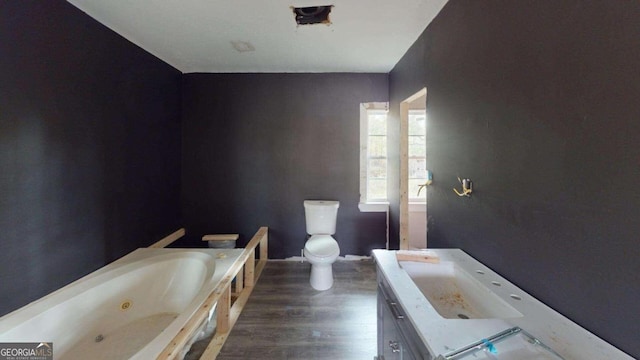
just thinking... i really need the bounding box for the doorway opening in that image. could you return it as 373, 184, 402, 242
400, 88, 427, 250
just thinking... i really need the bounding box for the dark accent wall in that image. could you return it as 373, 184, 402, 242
389, 0, 639, 357
0, 2, 182, 316
180, 74, 388, 258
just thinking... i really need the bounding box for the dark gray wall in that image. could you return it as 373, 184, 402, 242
389, 0, 639, 357
180, 74, 388, 258
0, 2, 182, 316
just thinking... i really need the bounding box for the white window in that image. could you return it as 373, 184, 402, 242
408, 109, 427, 202
359, 102, 389, 208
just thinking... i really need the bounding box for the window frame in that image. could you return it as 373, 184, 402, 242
408, 109, 427, 203
359, 102, 389, 208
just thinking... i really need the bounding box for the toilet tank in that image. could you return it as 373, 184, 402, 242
304, 200, 340, 235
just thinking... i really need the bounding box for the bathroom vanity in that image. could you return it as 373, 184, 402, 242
378, 269, 431, 359
373, 249, 633, 360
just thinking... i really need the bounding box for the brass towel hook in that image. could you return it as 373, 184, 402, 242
453, 177, 472, 197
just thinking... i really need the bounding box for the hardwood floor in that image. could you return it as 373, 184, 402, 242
187, 259, 378, 360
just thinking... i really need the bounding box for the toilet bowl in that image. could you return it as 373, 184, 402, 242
304, 234, 340, 290
303, 200, 340, 290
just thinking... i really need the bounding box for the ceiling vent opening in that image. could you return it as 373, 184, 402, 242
292, 5, 333, 25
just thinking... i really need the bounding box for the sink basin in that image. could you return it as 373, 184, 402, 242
400, 261, 523, 319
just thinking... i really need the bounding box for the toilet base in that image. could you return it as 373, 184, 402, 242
309, 264, 334, 291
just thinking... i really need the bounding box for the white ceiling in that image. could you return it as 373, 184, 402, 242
67, 0, 449, 73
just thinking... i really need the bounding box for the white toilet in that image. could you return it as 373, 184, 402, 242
303, 200, 340, 291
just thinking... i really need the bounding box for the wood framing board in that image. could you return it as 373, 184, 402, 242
198, 228, 268, 359
234, 267, 244, 295
216, 285, 232, 334
149, 228, 185, 248
202, 234, 239, 241
198, 259, 267, 359
245, 249, 255, 288
400, 98, 409, 250
155, 247, 244, 359
255, 260, 267, 282
157, 226, 268, 359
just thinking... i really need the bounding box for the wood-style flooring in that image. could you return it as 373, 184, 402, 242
187, 259, 378, 360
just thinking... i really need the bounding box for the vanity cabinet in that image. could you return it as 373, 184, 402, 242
372, 249, 633, 360
377, 270, 432, 360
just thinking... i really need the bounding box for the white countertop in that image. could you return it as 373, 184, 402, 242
373, 249, 633, 359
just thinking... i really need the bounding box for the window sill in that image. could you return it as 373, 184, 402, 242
358, 202, 390, 213
409, 202, 427, 213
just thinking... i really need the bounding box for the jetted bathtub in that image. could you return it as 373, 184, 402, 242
0, 248, 243, 360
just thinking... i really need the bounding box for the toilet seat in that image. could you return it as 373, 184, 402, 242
305, 235, 339, 258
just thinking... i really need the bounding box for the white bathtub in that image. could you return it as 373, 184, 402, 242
0, 248, 243, 360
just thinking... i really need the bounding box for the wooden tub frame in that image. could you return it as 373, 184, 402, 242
149, 226, 269, 359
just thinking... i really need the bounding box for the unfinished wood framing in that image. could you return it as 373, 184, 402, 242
199, 227, 268, 359
149, 228, 185, 248
216, 285, 232, 334
202, 234, 239, 242
234, 267, 244, 296
400, 98, 409, 251
399, 88, 427, 250
155, 226, 269, 360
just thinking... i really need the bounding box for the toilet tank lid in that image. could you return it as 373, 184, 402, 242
304, 200, 340, 209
